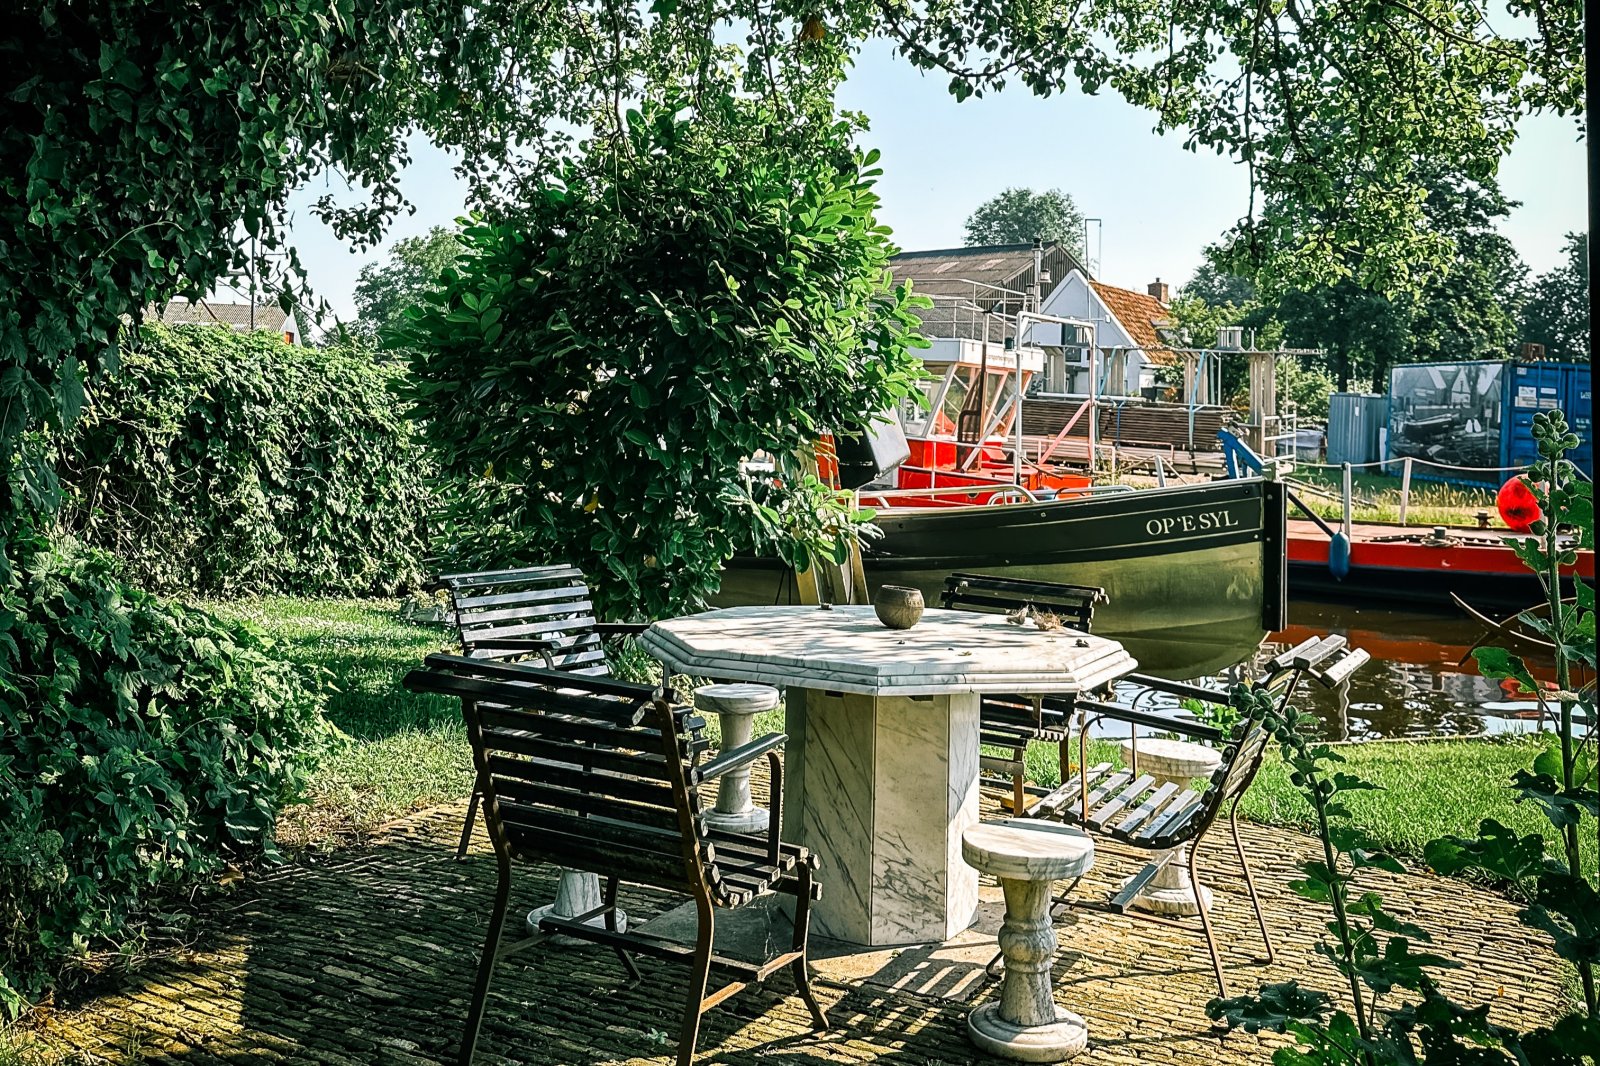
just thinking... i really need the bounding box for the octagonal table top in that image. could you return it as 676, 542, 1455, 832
641, 605, 1139, 697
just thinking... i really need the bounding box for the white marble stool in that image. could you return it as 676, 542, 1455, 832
694, 683, 780, 833
962, 819, 1095, 1062
1119, 737, 1223, 916
528, 870, 626, 944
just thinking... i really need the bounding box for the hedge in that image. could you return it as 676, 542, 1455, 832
0, 525, 331, 1018
55, 323, 431, 596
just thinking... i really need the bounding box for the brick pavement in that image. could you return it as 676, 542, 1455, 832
21, 797, 1569, 1066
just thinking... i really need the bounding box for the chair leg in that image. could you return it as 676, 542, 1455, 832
458, 859, 511, 1065
677, 895, 716, 1066
1012, 749, 1027, 815
1187, 837, 1228, 1000
605, 876, 642, 983
456, 780, 483, 861
790, 866, 829, 1031
1230, 806, 1275, 963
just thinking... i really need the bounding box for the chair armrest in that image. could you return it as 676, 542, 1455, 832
1077, 700, 1225, 744
593, 622, 651, 636
698, 733, 787, 782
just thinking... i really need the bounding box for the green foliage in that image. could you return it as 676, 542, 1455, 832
1212, 410, 1599, 1063
405, 97, 927, 619
0, 526, 330, 1018
1276, 360, 1336, 422
351, 227, 465, 355
1179, 695, 1240, 741
962, 187, 1085, 254
0, 0, 579, 527
1193, 172, 1528, 392
54, 323, 430, 596
1520, 233, 1590, 362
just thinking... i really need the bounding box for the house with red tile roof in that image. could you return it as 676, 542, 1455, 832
1038, 269, 1177, 396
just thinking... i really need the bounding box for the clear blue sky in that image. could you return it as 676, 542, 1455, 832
278, 40, 1588, 323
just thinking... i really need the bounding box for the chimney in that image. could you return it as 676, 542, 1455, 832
1148, 278, 1171, 304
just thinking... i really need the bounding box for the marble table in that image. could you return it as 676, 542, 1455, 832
641, 605, 1138, 947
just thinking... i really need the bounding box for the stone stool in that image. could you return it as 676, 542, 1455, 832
1118, 737, 1223, 916
694, 683, 781, 833
962, 819, 1095, 1062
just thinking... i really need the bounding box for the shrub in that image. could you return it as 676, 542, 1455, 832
55, 323, 431, 596
405, 98, 926, 619
0, 525, 330, 1019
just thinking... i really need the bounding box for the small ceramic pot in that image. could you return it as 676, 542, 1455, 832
873, 585, 925, 630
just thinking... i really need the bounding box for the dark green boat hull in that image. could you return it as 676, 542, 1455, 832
715, 480, 1288, 678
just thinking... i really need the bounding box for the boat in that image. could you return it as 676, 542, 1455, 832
713, 285, 1289, 677
1285, 518, 1593, 609
715, 477, 1287, 678
1216, 428, 1594, 609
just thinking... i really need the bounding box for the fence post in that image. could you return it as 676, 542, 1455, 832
1398, 457, 1413, 527
1342, 462, 1354, 538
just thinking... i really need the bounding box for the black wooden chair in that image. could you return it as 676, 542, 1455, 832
1023, 634, 1369, 998
403, 656, 829, 1066
938, 572, 1109, 812
430, 565, 650, 858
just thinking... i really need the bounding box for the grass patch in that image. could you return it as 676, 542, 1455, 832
204, 597, 470, 850
220, 597, 1591, 877
1289, 466, 1499, 527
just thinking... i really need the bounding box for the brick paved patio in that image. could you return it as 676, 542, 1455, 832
21, 795, 1569, 1066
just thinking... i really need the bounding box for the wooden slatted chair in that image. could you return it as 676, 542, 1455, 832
431, 565, 650, 858
938, 572, 1109, 812
1023, 634, 1370, 998
402, 656, 828, 1066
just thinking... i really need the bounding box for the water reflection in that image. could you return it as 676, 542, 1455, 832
1125, 597, 1566, 740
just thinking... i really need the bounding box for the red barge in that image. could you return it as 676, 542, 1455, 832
1285, 518, 1593, 609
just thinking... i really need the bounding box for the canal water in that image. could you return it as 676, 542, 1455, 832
1261, 598, 1551, 740
1129, 597, 1568, 740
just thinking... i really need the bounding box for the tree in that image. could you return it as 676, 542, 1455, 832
963, 187, 1085, 253
1521, 233, 1589, 361
1211, 167, 1528, 390
403, 97, 927, 619
351, 227, 464, 351
4, 0, 1582, 534
1181, 258, 1257, 308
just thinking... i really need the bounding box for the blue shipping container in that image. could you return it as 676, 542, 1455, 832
1386, 360, 1592, 486
1501, 362, 1593, 478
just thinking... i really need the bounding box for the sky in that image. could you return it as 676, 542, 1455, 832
275, 41, 1589, 324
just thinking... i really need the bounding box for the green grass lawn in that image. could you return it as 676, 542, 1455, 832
225, 596, 1593, 877
1287, 465, 1499, 527
205, 597, 471, 851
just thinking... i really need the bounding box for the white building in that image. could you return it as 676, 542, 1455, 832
1037, 269, 1175, 396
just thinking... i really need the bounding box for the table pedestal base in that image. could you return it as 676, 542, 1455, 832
527, 870, 628, 946
1124, 848, 1211, 917
785, 688, 980, 947
968, 1003, 1089, 1062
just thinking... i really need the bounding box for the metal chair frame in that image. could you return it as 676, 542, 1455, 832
938, 572, 1108, 811
403, 657, 829, 1066
1024, 635, 1369, 998
430, 565, 649, 859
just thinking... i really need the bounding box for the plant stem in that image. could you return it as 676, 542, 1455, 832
1312, 775, 1374, 1059
1542, 457, 1596, 1015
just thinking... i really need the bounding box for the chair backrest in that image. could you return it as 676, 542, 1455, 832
403, 655, 759, 907
1152, 695, 1275, 849
434, 565, 609, 675
939, 572, 1107, 631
